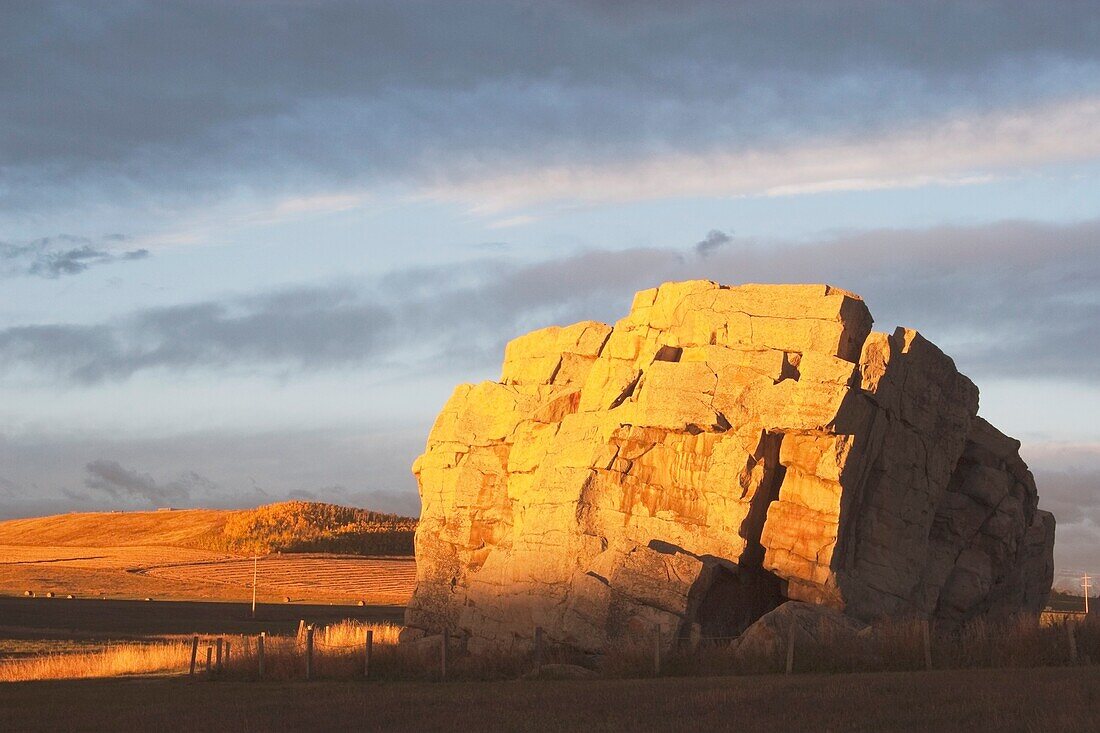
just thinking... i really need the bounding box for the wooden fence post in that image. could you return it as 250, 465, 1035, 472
224, 639, 231, 667
305, 625, 314, 680
205, 646, 212, 674
297, 619, 307, 646
189, 636, 199, 676
653, 625, 661, 677
215, 637, 223, 674
1068, 621, 1079, 664
258, 633, 266, 679
921, 619, 933, 671
364, 630, 373, 678
440, 630, 449, 681
785, 628, 795, 674
534, 626, 544, 678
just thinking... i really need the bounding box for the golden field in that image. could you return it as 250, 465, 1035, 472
0, 502, 416, 604
4, 503, 1097, 733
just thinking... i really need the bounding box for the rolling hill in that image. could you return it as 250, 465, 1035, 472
0, 501, 416, 556
0, 502, 419, 603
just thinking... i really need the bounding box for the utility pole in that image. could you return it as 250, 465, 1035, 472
252, 555, 259, 618
1083, 572, 1091, 615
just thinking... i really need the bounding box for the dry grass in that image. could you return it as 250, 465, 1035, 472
138, 555, 416, 604
0, 620, 401, 683
316, 619, 402, 646
199, 614, 1100, 683
6, 614, 1098, 686
219, 621, 406, 680
657, 614, 1097, 678
0, 641, 192, 682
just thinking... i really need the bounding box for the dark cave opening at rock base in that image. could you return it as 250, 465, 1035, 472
693, 564, 787, 639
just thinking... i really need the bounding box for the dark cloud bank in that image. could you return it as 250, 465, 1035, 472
4, 1, 1100, 214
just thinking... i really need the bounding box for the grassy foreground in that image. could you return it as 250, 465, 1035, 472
1, 666, 1097, 732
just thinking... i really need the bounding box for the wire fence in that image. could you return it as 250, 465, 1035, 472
181, 611, 1100, 684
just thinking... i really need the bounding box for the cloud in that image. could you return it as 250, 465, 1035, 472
0, 427, 425, 519
0, 235, 149, 278
425, 97, 1100, 212
1030, 463, 1100, 590
695, 230, 732, 257
3, 2, 1100, 220
0, 217, 1097, 387
0, 286, 394, 383
83, 459, 199, 506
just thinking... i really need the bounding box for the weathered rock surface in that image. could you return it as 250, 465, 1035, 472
406, 281, 1055, 654
731, 601, 869, 662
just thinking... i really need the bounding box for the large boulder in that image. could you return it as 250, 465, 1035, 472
406, 281, 1055, 654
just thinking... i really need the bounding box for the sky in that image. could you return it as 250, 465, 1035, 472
1, 1, 1099, 590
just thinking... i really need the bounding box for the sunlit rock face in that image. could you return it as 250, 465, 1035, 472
405, 281, 1055, 653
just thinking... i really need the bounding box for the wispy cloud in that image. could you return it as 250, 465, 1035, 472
83, 459, 208, 506
0, 428, 424, 519
424, 97, 1100, 213
0, 235, 148, 278
1, 217, 1097, 385
485, 214, 539, 230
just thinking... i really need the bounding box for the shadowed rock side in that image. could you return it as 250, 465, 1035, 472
405, 281, 1055, 654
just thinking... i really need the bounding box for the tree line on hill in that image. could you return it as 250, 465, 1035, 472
192, 501, 417, 556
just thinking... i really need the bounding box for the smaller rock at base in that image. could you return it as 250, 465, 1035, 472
402, 633, 445, 657
733, 601, 869, 663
